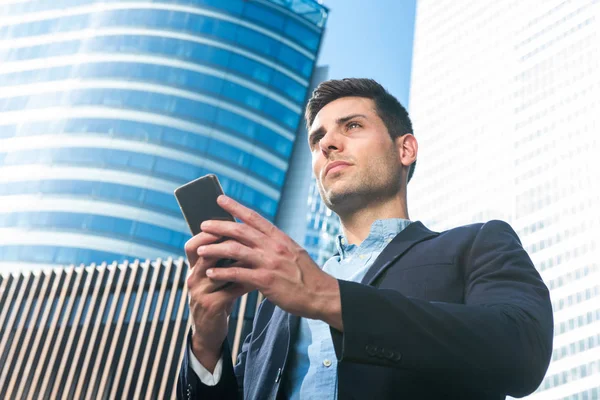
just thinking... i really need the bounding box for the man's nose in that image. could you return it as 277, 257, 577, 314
319, 130, 343, 155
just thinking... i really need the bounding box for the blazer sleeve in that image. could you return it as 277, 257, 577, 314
177, 297, 272, 400
176, 330, 243, 400
329, 220, 554, 398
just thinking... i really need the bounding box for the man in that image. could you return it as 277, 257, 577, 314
177, 78, 553, 399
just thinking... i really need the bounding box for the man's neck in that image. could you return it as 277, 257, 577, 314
338, 196, 409, 246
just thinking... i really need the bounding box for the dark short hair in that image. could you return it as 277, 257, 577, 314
305, 78, 416, 183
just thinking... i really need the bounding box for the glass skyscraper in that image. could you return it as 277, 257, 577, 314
409, 1, 600, 399
274, 65, 338, 265
0, 0, 327, 271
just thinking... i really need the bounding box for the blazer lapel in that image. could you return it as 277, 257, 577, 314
287, 312, 301, 348
361, 221, 438, 286
269, 307, 300, 357
260, 221, 436, 393
246, 306, 301, 399
269, 308, 300, 368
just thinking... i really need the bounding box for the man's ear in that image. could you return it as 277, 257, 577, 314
397, 134, 418, 168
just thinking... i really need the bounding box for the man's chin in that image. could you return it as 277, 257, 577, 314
324, 186, 364, 209
322, 181, 350, 198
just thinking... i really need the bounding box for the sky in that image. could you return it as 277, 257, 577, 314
317, 0, 417, 109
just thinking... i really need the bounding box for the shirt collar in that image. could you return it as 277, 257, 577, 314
335, 218, 412, 260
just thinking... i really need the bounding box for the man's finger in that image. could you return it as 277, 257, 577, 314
197, 240, 262, 266
206, 266, 262, 289
216, 195, 280, 238
184, 231, 223, 267
199, 220, 264, 249
188, 258, 249, 294
187, 255, 216, 287
199, 282, 256, 312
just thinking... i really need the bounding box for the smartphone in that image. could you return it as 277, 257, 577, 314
174, 174, 237, 271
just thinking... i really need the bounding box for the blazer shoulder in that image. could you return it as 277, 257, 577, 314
433, 219, 521, 247
438, 219, 516, 236
475, 219, 522, 242
434, 221, 483, 240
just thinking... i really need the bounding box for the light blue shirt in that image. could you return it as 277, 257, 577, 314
285, 219, 412, 399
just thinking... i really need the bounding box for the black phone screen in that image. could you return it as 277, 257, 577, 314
174, 174, 237, 271
174, 174, 235, 236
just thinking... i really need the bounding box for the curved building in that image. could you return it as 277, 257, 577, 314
0, 0, 327, 270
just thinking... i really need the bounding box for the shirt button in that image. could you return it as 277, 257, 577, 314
323, 359, 332, 367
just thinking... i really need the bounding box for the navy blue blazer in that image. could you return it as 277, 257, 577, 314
177, 220, 553, 399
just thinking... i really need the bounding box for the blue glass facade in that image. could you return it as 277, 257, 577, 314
0, 0, 327, 268
274, 65, 338, 264
304, 178, 340, 264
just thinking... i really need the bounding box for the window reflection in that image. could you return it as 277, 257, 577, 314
0, 16, 313, 97
0, 0, 321, 51
0, 180, 180, 216
0, 211, 189, 251
0, 244, 134, 266
0, 147, 279, 217
0, 84, 296, 157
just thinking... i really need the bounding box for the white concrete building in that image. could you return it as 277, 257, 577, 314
408, 1, 600, 399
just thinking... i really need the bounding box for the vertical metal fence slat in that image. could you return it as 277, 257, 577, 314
0, 273, 23, 355
170, 319, 192, 400
73, 261, 117, 399
39, 264, 84, 398
122, 259, 163, 398
256, 292, 264, 315
97, 259, 142, 400
19, 268, 63, 400
146, 258, 183, 400
134, 258, 171, 399
0, 272, 31, 366
62, 262, 107, 397
232, 294, 249, 363
0, 273, 13, 315
8, 269, 53, 399
107, 259, 152, 399
0, 271, 40, 396
161, 258, 190, 400
30, 264, 77, 399
84, 260, 128, 400
51, 264, 96, 400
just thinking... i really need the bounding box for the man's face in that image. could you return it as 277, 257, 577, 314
308, 97, 403, 214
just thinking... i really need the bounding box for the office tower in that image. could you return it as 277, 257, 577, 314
0, 0, 328, 271
304, 176, 340, 264
409, 1, 600, 398
275, 65, 337, 264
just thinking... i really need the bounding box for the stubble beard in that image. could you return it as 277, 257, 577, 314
319, 156, 402, 217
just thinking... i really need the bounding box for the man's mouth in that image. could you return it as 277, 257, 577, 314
324, 161, 352, 177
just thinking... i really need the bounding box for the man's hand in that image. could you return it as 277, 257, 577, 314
184, 230, 253, 372
197, 195, 343, 331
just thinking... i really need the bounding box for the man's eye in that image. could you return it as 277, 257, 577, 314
348, 122, 361, 129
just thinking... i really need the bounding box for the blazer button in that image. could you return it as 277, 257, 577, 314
371, 348, 378, 358
365, 345, 375, 356
393, 352, 402, 362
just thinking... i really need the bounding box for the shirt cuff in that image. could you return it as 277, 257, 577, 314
188, 343, 223, 386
